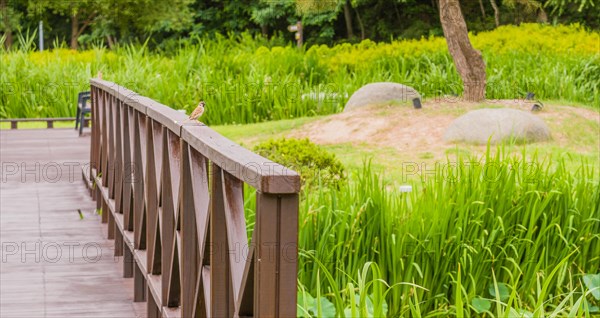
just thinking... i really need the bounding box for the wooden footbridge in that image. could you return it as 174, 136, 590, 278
0, 80, 300, 317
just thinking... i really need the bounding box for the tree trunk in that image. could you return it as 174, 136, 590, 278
261, 24, 268, 37
106, 35, 114, 49
489, 0, 500, 27
355, 11, 365, 40
1, 0, 12, 49
343, 0, 354, 39
537, 7, 548, 23
70, 12, 79, 50
439, 0, 486, 102
478, 0, 486, 18
4, 26, 11, 49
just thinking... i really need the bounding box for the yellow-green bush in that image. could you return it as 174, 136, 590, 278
254, 137, 346, 189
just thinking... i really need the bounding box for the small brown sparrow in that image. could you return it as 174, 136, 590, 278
97, 71, 102, 79
188, 101, 205, 122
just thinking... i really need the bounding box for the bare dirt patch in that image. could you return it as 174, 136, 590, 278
290, 100, 600, 161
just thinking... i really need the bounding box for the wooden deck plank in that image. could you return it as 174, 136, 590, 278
0, 129, 145, 318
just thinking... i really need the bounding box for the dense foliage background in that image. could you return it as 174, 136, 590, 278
2, 24, 597, 120
1, 0, 598, 51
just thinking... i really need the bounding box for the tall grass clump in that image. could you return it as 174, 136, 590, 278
1, 23, 598, 121
296, 149, 599, 316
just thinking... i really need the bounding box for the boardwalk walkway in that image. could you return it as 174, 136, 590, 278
0, 129, 143, 317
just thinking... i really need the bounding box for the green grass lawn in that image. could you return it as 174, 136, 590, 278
214, 116, 320, 145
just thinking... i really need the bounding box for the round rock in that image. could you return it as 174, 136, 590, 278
344, 82, 421, 112
444, 108, 551, 144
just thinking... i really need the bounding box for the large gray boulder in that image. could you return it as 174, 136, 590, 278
344, 82, 421, 112
444, 108, 551, 144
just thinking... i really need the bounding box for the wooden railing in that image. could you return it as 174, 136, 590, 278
87, 79, 300, 317
0, 117, 79, 129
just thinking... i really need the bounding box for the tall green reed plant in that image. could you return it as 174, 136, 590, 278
296, 148, 599, 316
1, 24, 598, 120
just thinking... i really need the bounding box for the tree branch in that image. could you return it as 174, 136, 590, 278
75, 11, 98, 38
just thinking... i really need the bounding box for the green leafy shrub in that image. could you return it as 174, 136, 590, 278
254, 137, 345, 189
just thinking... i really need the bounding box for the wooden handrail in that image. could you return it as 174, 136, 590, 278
87, 79, 300, 317
0, 117, 78, 129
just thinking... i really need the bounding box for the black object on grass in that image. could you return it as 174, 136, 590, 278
531, 100, 544, 112
412, 98, 422, 109
531, 103, 543, 112
526, 92, 535, 100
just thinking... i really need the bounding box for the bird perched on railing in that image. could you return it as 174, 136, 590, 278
188, 101, 205, 122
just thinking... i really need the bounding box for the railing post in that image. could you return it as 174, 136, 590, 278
132, 110, 147, 250
180, 141, 198, 317
114, 99, 124, 214
210, 164, 235, 317
122, 106, 134, 232
90, 86, 98, 184
124, 242, 134, 278
161, 129, 181, 307
107, 95, 116, 200
134, 262, 147, 302
100, 90, 109, 194
146, 121, 162, 276
254, 192, 299, 317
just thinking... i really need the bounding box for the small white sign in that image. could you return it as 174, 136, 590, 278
399, 185, 412, 193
